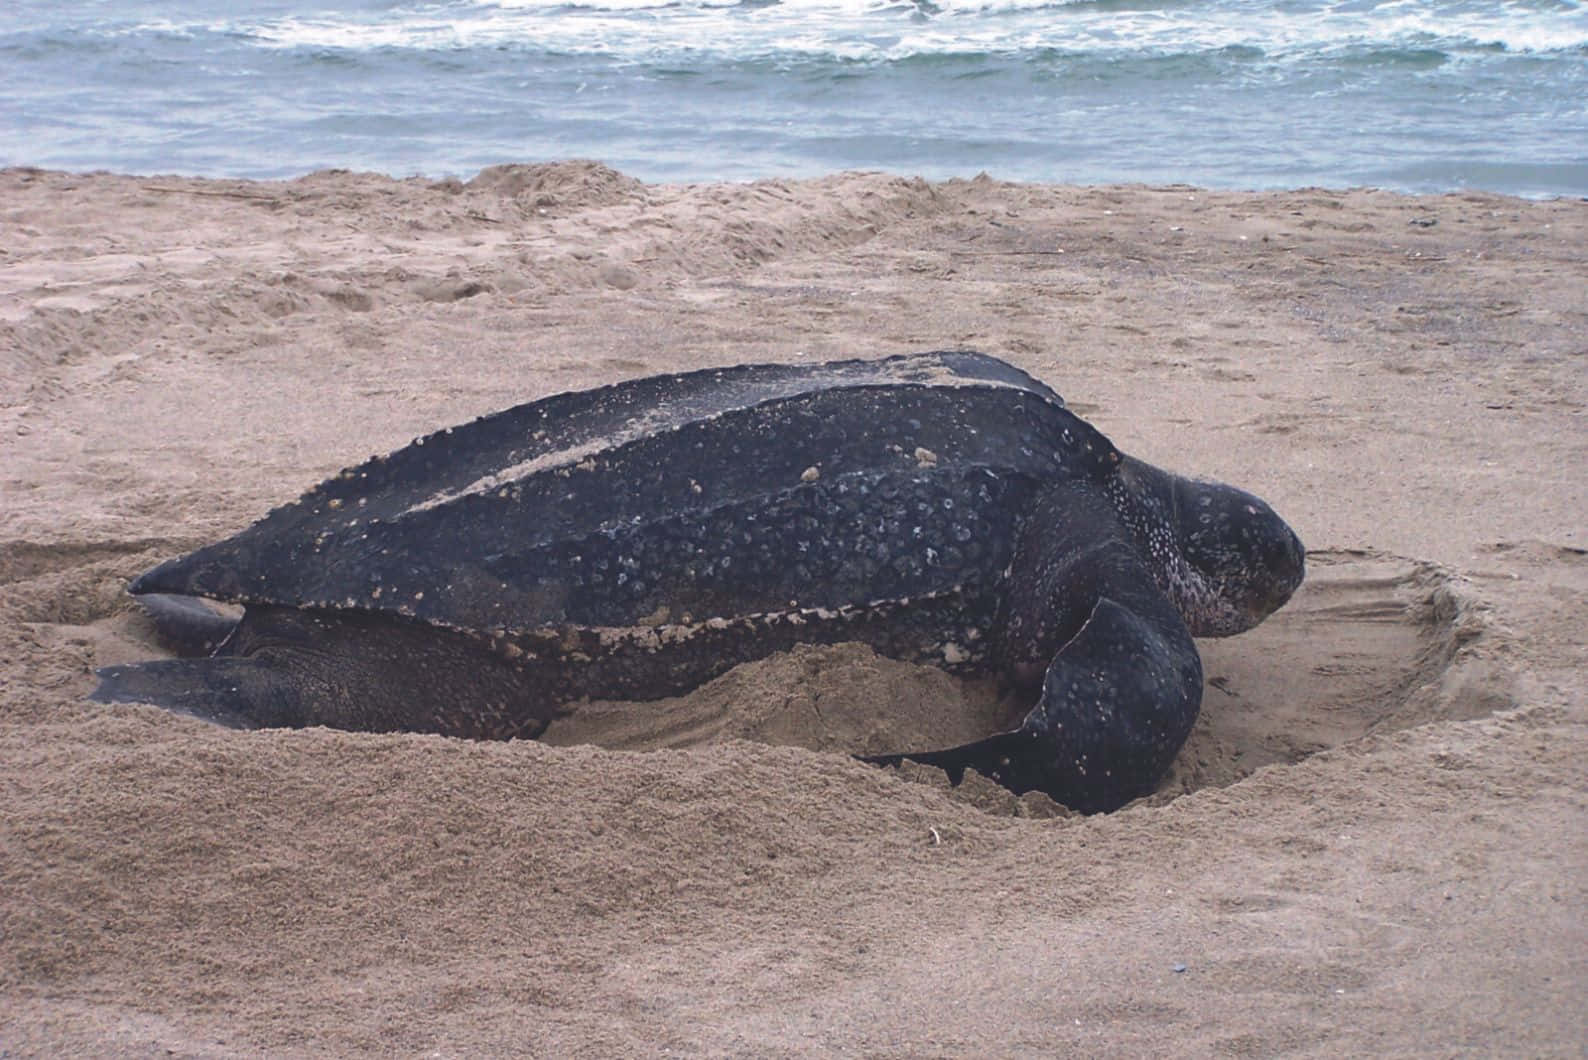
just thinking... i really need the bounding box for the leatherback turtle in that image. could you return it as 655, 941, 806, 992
93, 351, 1304, 813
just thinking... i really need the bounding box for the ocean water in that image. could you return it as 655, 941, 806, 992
2, 0, 1585, 196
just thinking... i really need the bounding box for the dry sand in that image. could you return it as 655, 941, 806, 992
1, 162, 1584, 1056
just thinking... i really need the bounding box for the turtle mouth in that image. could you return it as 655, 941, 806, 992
1246, 555, 1306, 625
1246, 588, 1292, 625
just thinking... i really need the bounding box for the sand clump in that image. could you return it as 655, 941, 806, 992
543, 642, 1023, 759
2, 163, 1585, 1056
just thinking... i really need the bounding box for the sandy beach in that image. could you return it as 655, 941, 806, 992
2, 162, 1584, 1055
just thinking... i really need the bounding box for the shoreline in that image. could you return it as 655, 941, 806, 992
5, 160, 1582, 203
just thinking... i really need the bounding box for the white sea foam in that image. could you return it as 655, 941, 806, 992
114, 0, 1588, 63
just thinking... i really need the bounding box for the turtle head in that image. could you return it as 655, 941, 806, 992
1115, 458, 1305, 637
1169, 475, 1305, 636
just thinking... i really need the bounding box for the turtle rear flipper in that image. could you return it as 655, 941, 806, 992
94, 605, 561, 739
92, 657, 296, 730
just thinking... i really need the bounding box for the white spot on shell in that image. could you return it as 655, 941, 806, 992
801, 466, 820, 483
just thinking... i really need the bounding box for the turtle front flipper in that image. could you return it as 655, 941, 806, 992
865, 480, 1203, 814
866, 596, 1201, 813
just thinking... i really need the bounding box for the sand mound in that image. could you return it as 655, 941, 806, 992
466, 159, 650, 213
